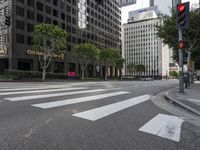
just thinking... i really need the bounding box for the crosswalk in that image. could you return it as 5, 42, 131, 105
0, 84, 185, 142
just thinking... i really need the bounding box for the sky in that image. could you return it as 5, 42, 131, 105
121, 0, 199, 24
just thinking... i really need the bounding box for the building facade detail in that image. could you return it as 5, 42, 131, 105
0, 0, 121, 77
122, 7, 169, 78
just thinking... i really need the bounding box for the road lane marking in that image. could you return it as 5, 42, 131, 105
187, 98, 200, 103
73, 94, 152, 121
4, 89, 108, 101
138, 114, 184, 142
32, 91, 130, 109
0, 87, 87, 96
0, 85, 72, 92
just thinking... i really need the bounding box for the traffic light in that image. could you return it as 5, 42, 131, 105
5, 16, 10, 26
176, 2, 190, 29
178, 40, 188, 49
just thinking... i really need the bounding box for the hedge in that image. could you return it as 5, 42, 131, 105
3, 69, 68, 79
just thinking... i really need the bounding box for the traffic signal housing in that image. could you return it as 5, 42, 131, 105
5, 16, 10, 26
176, 2, 190, 29
178, 40, 188, 49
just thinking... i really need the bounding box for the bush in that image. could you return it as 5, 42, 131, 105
4, 70, 68, 80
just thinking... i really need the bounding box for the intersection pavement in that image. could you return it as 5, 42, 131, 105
0, 80, 200, 150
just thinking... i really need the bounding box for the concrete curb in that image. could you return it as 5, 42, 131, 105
164, 88, 200, 116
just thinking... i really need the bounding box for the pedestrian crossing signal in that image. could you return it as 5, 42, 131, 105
176, 2, 190, 29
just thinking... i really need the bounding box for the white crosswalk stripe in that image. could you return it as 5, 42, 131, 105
0, 85, 72, 92
73, 94, 152, 121
138, 114, 184, 142
32, 91, 130, 109
0, 85, 185, 142
4, 89, 108, 101
0, 87, 87, 96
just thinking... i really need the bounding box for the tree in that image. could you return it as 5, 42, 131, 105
32, 24, 67, 80
72, 43, 99, 80
156, 7, 200, 70
99, 48, 119, 80
169, 70, 179, 78
127, 64, 136, 77
135, 64, 145, 78
116, 57, 125, 80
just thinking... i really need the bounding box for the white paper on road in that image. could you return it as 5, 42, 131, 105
4, 89, 107, 101
138, 114, 184, 142
0, 87, 87, 96
32, 91, 130, 109
73, 94, 152, 121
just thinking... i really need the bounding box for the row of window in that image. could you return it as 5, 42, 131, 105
17, 0, 76, 8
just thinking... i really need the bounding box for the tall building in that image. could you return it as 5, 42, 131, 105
122, 6, 169, 78
0, 0, 121, 77
172, 0, 181, 7
117, 0, 136, 7
120, 0, 150, 24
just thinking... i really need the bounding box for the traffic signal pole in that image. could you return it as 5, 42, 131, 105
179, 29, 184, 93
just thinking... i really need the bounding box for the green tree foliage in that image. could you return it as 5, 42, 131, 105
169, 70, 179, 78
32, 23, 67, 80
99, 48, 119, 80
156, 7, 200, 69
135, 64, 145, 78
72, 43, 100, 80
116, 57, 125, 80
127, 64, 136, 76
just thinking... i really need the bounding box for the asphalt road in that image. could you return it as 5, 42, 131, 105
0, 80, 200, 150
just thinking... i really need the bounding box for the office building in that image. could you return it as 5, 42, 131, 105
122, 6, 169, 78
0, 0, 121, 77
117, 0, 136, 7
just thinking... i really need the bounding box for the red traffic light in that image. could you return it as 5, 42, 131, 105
177, 4, 185, 12
178, 40, 188, 49
179, 41, 184, 49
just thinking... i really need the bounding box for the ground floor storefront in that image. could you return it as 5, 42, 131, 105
0, 58, 119, 78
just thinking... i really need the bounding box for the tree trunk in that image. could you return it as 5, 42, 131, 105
120, 69, 122, 80
42, 68, 46, 81
105, 66, 108, 81
81, 69, 85, 80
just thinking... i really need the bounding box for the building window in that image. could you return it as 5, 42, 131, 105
37, 2, 44, 11
45, 17, 51, 23
53, 9, 58, 17
27, 36, 32, 45
16, 0, 24, 4
27, 0, 35, 7
37, 14, 43, 22
16, 6, 24, 17
16, 34, 25, 44
16, 20, 24, 30
27, 23, 34, 32
53, 0, 58, 6
45, 5, 51, 14
27, 10, 35, 20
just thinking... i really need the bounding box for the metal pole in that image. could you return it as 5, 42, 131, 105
179, 29, 184, 93
8, 0, 12, 70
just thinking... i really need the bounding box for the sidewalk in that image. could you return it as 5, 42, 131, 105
165, 81, 200, 116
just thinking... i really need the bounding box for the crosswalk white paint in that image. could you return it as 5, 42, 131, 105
0, 87, 87, 96
138, 114, 184, 142
32, 91, 130, 109
0, 85, 71, 92
4, 89, 108, 101
73, 94, 152, 121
